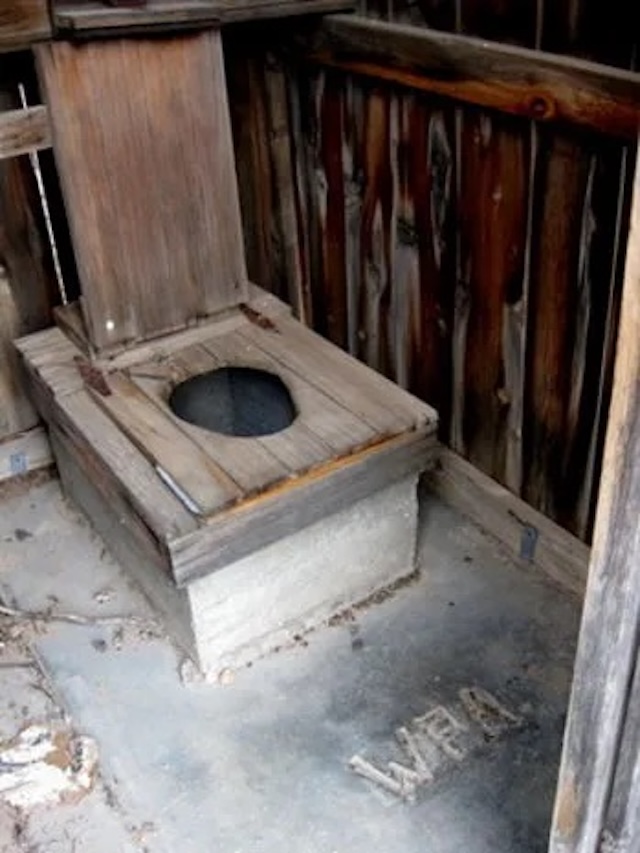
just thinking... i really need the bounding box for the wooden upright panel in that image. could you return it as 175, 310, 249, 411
455, 0, 535, 492
0, 84, 58, 440
550, 148, 640, 853
0, 1, 51, 53
36, 31, 248, 352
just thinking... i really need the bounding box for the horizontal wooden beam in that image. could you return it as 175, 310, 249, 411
54, 0, 355, 38
0, 105, 51, 160
0, 1, 51, 54
428, 448, 590, 597
288, 14, 640, 140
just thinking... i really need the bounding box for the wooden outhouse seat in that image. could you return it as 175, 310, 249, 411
16, 28, 438, 675
18, 290, 437, 673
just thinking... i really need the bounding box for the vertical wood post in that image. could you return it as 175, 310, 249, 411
549, 141, 640, 853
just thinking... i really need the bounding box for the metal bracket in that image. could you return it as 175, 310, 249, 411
520, 525, 538, 562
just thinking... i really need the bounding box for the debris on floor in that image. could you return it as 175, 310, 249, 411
0, 723, 98, 810
0, 476, 581, 852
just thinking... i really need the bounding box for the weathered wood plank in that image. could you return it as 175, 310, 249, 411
316, 71, 349, 349
602, 646, 640, 851
201, 330, 338, 470
55, 0, 355, 35
0, 84, 58, 441
225, 39, 279, 298
169, 429, 436, 585
0, 106, 50, 160
579, 148, 632, 541
91, 372, 242, 515
0, 1, 51, 54
549, 140, 640, 853
36, 31, 248, 351
50, 425, 197, 659
55, 390, 198, 544
131, 346, 291, 495
428, 448, 589, 597
264, 55, 308, 319
453, 0, 533, 493
53, 286, 291, 365
357, 82, 393, 375
246, 312, 437, 433
219, 0, 355, 22
522, 0, 631, 539
393, 93, 455, 430
14, 327, 84, 426
288, 15, 640, 140
230, 326, 376, 453
456, 112, 529, 486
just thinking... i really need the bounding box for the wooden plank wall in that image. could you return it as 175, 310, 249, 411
224, 0, 639, 543
0, 54, 59, 441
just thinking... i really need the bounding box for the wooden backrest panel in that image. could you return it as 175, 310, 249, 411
36, 30, 248, 351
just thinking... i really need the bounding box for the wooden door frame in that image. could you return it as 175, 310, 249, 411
549, 140, 640, 853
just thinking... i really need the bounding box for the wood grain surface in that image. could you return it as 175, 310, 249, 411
37, 31, 248, 351
550, 139, 640, 853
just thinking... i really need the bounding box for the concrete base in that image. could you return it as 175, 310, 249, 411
189, 475, 419, 674
53, 421, 419, 676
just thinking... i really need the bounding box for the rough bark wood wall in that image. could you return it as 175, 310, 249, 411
225, 0, 639, 543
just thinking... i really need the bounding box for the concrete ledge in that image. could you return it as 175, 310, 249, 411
189, 475, 419, 674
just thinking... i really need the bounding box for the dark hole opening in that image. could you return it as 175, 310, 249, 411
168, 366, 296, 437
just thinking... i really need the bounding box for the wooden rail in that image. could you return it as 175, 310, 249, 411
287, 14, 640, 140
0, 1, 355, 50
55, 0, 355, 37
0, 106, 51, 160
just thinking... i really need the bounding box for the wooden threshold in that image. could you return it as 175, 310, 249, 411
287, 14, 640, 140
428, 448, 590, 597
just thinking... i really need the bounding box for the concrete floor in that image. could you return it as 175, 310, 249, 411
0, 475, 580, 853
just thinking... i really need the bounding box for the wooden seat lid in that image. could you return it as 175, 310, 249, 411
37, 28, 249, 352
